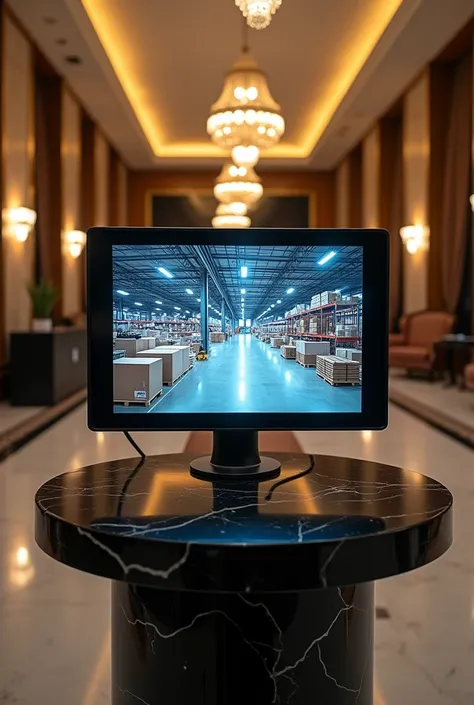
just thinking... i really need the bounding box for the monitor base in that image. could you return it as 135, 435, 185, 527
190, 454, 281, 481
189, 430, 281, 482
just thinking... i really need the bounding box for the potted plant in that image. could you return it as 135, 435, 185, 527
28, 280, 57, 332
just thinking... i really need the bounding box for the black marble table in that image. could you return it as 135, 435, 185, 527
35, 453, 452, 705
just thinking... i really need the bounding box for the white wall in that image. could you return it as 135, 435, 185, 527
61, 88, 82, 317
3, 17, 34, 345
362, 126, 380, 228
335, 159, 349, 227
403, 72, 430, 313
95, 131, 109, 225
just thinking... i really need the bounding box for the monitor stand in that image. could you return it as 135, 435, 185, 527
189, 430, 281, 481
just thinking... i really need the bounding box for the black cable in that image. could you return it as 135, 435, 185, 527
264, 455, 315, 502
123, 430, 146, 459
117, 456, 145, 517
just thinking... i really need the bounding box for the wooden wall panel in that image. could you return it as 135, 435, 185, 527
428, 63, 454, 310
362, 126, 381, 228
80, 113, 95, 311
94, 130, 109, 225
34, 58, 63, 315
403, 72, 430, 314
61, 88, 81, 317
108, 147, 119, 226
347, 145, 363, 228
335, 160, 349, 227
2, 13, 34, 354
128, 171, 335, 229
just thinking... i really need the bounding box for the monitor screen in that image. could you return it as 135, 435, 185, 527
88, 228, 388, 431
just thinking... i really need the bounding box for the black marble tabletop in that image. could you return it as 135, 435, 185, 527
35, 452, 452, 592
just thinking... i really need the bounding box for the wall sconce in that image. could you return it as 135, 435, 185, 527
66, 230, 86, 258
399, 225, 429, 255
469, 195, 474, 211
2, 207, 37, 242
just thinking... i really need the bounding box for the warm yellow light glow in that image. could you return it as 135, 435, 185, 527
80, 0, 403, 160
400, 225, 429, 255
66, 230, 86, 258
16, 546, 30, 568
214, 161, 263, 207
470, 194, 474, 211
212, 203, 251, 229
207, 49, 285, 153
2, 207, 37, 242
362, 430, 373, 443
236, 0, 283, 30
232, 145, 260, 169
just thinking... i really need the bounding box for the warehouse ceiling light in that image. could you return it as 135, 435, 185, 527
185, 288, 194, 295
207, 41, 284, 154
235, 0, 282, 30
286, 287, 294, 294
214, 162, 263, 207
317, 250, 336, 266
117, 290, 129, 296
241, 288, 246, 294
174, 306, 181, 310
2, 206, 37, 242
212, 202, 251, 229
135, 302, 143, 306
399, 225, 429, 255
158, 266, 173, 278
155, 300, 162, 304
277, 299, 281, 303
241, 265, 248, 278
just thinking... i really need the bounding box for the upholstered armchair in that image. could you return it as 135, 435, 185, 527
389, 311, 455, 375
465, 363, 474, 391
389, 316, 407, 347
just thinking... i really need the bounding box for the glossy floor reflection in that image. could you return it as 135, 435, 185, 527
0, 404, 471, 704
115, 334, 361, 414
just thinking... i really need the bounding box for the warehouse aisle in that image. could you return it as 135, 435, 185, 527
145, 333, 361, 414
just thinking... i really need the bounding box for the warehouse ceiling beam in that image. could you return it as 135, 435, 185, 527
192, 245, 237, 320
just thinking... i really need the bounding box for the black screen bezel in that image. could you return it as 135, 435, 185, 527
87, 227, 389, 431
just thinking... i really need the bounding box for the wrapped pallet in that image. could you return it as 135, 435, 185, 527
316, 355, 360, 386
280, 345, 296, 359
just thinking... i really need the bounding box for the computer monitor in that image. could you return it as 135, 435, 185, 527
87, 227, 388, 437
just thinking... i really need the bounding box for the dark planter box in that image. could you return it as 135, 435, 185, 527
10, 328, 87, 406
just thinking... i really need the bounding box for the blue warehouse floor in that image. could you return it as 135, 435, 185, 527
115, 334, 361, 415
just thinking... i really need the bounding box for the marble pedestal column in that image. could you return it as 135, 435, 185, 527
112, 582, 374, 705
34, 453, 453, 705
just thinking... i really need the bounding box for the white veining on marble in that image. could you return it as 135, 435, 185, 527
76, 527, 191, 579
119, 587, 369, 704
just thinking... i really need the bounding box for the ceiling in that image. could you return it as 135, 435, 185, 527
113, 245, 362, 321
8, 0, 474, 169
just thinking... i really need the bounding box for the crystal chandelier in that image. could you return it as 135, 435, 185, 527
214, 161, 263, 207
235, 0, 282, 30
207, 48, 285, 158
212, 202, 251, 228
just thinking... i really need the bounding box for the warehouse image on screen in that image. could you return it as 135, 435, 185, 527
112, 245, 363, 414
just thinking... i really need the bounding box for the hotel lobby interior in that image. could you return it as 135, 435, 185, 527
1, 0, 474, 703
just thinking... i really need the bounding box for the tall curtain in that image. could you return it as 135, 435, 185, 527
389, 120, 404, 330
441, 53, 472, 314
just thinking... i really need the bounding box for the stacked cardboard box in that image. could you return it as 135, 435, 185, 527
295, 340, 330, 366
116, 338, 152, 357
270, 336, 285, 348
114, 358, 163, 404
210, 332, 225, 343
320, 291, 339, 306
137, 347, 183, 384
310, 293, 321, 308
316, 355, 360, 385
280, 345, 296, 359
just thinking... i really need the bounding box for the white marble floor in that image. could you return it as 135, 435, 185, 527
0, 404, 472, 704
